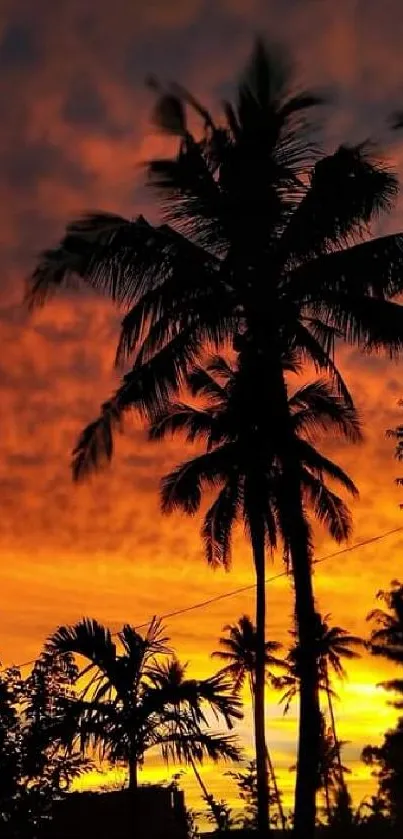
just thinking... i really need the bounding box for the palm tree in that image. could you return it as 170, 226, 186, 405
316, 617, 362, 777
386, 406, 403, 494
290, 713, 350, 825
317, 717, 350, 824
212, 615, 286, 829
43, 617, 242, 804
367, 580, 403, 706
277, 613, 362, 787
149, 352, 360, 832
26, 40, 403, 836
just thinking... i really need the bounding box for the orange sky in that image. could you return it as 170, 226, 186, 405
2, 0, 403, 822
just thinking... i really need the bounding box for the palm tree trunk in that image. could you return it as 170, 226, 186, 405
269, 360, 321, 839
243, 324, 320, 836
251, 518, 270, 837
128, 757, 138, 832
287, 504, 320, 839
128, 758, 138, 793
249, 673, 285, 832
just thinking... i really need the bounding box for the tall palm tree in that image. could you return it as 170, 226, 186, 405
367, 580, 403, 706
44, 617, 242, 801
149, 353, 360, 832
26, 41, 403, 836
277, 612, 362, 788
212, 615, 286, 829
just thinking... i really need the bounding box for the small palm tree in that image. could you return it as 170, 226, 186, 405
150, 353, 359, 832
212, 616, 286, 829
315, 614, 362, 783
290, 714, 350, 825
387, 405, 403, 498
367, 580, 403, 706
276, 612, 362, 789
317, 717, 350, 824
44, 617, 242, 803
212, 616, 283, 695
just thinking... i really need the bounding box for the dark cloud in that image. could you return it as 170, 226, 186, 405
3, 140, 94, 192
1, 0, 403, 807
62, 80, 109, 129
0, 23, 40, 70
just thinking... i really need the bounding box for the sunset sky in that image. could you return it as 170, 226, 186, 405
2, 0, 403, 822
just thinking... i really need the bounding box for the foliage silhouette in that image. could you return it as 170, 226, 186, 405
277, 611, 362, 792
362, 719, 403, 830
150, 351, 359, 834
27, 38, 403, 837
367, 580, 403, 706
0, 658, 88, 838
43, 617, 242, 801
212, 615, 286, 828
288, 712, 350, 826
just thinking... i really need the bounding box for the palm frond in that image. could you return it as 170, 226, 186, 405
45, 618, 115, 665
294, 321, 354, 406
293, 232, 403, 303
301, 471, 353, 542
114, 239, 223, 366
26, 213, 171, 309
201, 477, 242, 568
290, 378, 362, 443
370, 644, 403, 665
71, 399, 121, 482
281, 144, 398, 262
377, 678, 403, 700
160, 445, 233, 515
149, 403, 216, 444
159, 727, 242, 766
187, 365, 227, 402
297, 438, 358, 496
148, 137, 228, 252
324, 294, 403, 356
195, 672, 243, 728
236, 38, 323, 173
72, 332, 206, 480
150, 91, 187, 136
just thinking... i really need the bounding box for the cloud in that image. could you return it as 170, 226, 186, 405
0, 21, 41, 70
1, 0, 403, 811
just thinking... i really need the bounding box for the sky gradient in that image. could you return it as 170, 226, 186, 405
2, 0, 403, 820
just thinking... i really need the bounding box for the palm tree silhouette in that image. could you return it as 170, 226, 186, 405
149, 352, 359, 831
368, 580, 403, 706
27, 40, 403, 836
317, 715, 350, 824
386, 407, 403, 496
43, 617, 242, 805
212, 615, 286, 829
315, 615, 362, 783
291, 713, 350, 824
277, 612, 362, 790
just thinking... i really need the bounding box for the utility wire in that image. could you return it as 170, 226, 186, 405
2, 525, 403, 673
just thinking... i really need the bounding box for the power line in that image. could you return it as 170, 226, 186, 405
135, 525, 403, 628
2, 524, 403, 673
